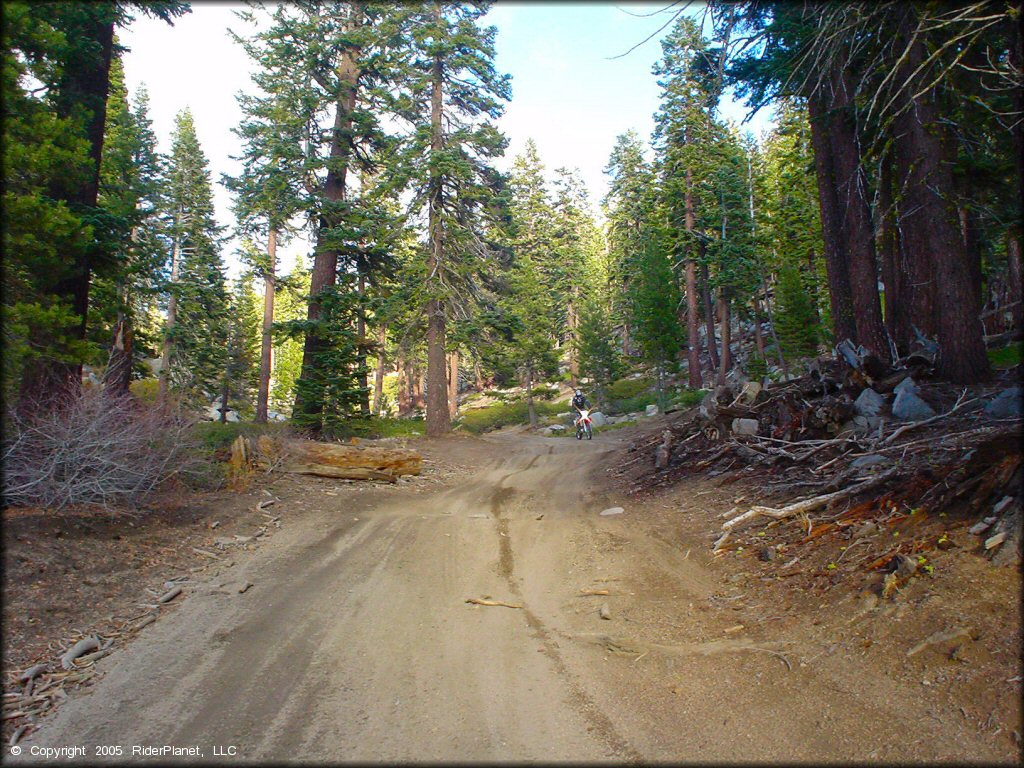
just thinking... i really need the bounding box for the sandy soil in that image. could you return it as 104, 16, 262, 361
5, 426, 1021, 763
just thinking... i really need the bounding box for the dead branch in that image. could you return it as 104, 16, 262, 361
714, 468, 899, 550
59, 637, 100, 670
879, 390, 978, 445
465, 597, 523, 609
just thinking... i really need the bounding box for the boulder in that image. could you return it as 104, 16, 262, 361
737, 380, 762, 405
983, 387, 1023, 418
893, 377, 918, 396
731, 417, 759, 436
589, 411, 608, 427
854, 388, 886, 417
645, 404, 659, 417
548, 423, 566, 432
892, 388, 936, 421
852, 415, 883, 433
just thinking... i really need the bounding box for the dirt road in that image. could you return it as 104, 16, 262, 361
15, 430, 1019, 763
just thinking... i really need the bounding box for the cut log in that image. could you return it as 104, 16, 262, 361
282, 464, 398, 482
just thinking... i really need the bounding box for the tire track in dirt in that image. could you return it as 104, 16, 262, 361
487, 464, 644, 763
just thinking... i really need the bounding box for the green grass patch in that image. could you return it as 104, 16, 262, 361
988, 341, 1023, 369
456, 399, 565, 434
191, 420, 292, 453
327, 417, 425, 440
606, 377, 654, 400
673, 388, 708, 408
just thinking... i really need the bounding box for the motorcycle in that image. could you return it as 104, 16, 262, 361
575, 409, 593, 440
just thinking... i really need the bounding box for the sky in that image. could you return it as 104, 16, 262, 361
119, 1, 775, 278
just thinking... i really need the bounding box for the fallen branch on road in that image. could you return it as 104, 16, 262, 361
465, 597, 523, 609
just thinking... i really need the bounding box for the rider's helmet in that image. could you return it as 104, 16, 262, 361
575, 389, 582, 397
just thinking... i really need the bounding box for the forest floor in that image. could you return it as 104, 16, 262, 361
2, 419, 1021, 763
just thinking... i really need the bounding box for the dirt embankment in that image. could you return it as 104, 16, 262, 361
2, 426, 1020, 763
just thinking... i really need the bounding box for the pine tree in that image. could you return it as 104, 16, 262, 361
160, 108, 228, 404
397, 0, 511, 437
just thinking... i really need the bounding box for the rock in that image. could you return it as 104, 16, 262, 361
892, 389, 937, 421
984, 387, 1023, 418
993, 496, 1015, 515
758, 546, 776, 562
893, 377, 918, 396
984, 531, 1008, 550
599, 507, 624, 516
854, 521, 878, 538
854, 388, 886, 417
238, 582, 253, 594
557, 411, 573, 420
737, 381, 762, 405
851, 415, 883, 433
849, 454, 893, 471
590, 411, 608, 427
541, 427, 554, 436
887, 553, 917, 578
548, 424, 566, 432
645, 404, 659, 417
699, 390, 718, 420
599, 603, 612, 620
731, 418, 759, 436
969, 520, 993, 535
906, 626, 975, 658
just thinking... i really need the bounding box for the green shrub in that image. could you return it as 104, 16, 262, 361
745, 355, 768, 380
323, 417, 424, 440
988, 341, 1023, 370
456, 399, 564, 434
607, 377, 654, 400
674, 388, 707, 408
191, 420, 291, 453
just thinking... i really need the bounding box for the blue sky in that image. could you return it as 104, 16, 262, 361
120, 2, 774, 276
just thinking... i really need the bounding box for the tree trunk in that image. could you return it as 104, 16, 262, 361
684, 170, 703, 388
373, 324, 387, 416
567, 293, 579, 388
806, 90, 857, 346
526, 367, 536, 427
716, 288, 731, 386
474, 359, 485, 391
890, 7, 991, 383
255, 228, 277, 423
293, 8, 363, 429
1008, 236, 1023, 331
19, 9, 116, 410
425, 4, 450, 437
158, 233, 182, 404
827, 63, 889, 360
448, 349, 459, 420
752, 298, 766, 360
760, 270, 789, 378
397, 350, 410, 416
877, 150, 912, 354
412, 363, 424, 410
700, 258, 719, 370
102, 313, 134, 398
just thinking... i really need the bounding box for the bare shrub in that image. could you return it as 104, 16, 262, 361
2, 389, 215, 510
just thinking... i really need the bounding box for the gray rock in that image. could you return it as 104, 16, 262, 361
852, 415, 883, 432
557, 411, 573, 420
968, 520, 992, 536
645, 404, 659, 417
599, 506, 624, 516
731, 417, 759, 436
984, 387, 1023, 418
892, 389, 937, 421
993, 496, 1015, 515
850, 454, 893, 471
599, 603, 612, 620
590, 411, 608, 427
699, 390, 717, 420
738, 381, 762, 405
854, 388, 886, 417
548, 423, 566, 432
893, 377, 918, 396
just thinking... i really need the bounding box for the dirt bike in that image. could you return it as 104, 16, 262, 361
575, 409, 593, 440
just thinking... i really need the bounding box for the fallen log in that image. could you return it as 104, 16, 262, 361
269, 439, 421, 480
713, 467, 899, 550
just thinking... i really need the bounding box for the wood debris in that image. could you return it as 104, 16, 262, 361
465, 597, 523, 609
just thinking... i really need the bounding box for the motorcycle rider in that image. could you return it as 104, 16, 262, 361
571, 389, 590, 427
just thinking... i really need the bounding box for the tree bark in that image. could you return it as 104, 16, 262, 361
397, 350, 410, 416
877, 150, 912, 354
255, 228, 277, 423
102, 313, 134, 398
425, 3, 450, 437
373, 324, 387, 416
827, 64, 889, 360
525, 367, 536, 427
806, 90, 857, 346
684, 169, 703, 388
716, 288, 731, 385
293, 6, 363, 429
890, 7, 991, 383
700, 258, 719, 370
448, 349, 459, 420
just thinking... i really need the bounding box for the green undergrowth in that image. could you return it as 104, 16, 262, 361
324, 417, 424, 440
988, 341, 1023, 370
456, 399, 564, 434
192, 420, 292, 453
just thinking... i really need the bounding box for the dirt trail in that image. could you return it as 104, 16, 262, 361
13, 430, 1019, 763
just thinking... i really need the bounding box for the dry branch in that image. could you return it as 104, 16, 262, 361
464, 597, 523, 609
714, 468, 899, 550
59, 637, 100, 670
